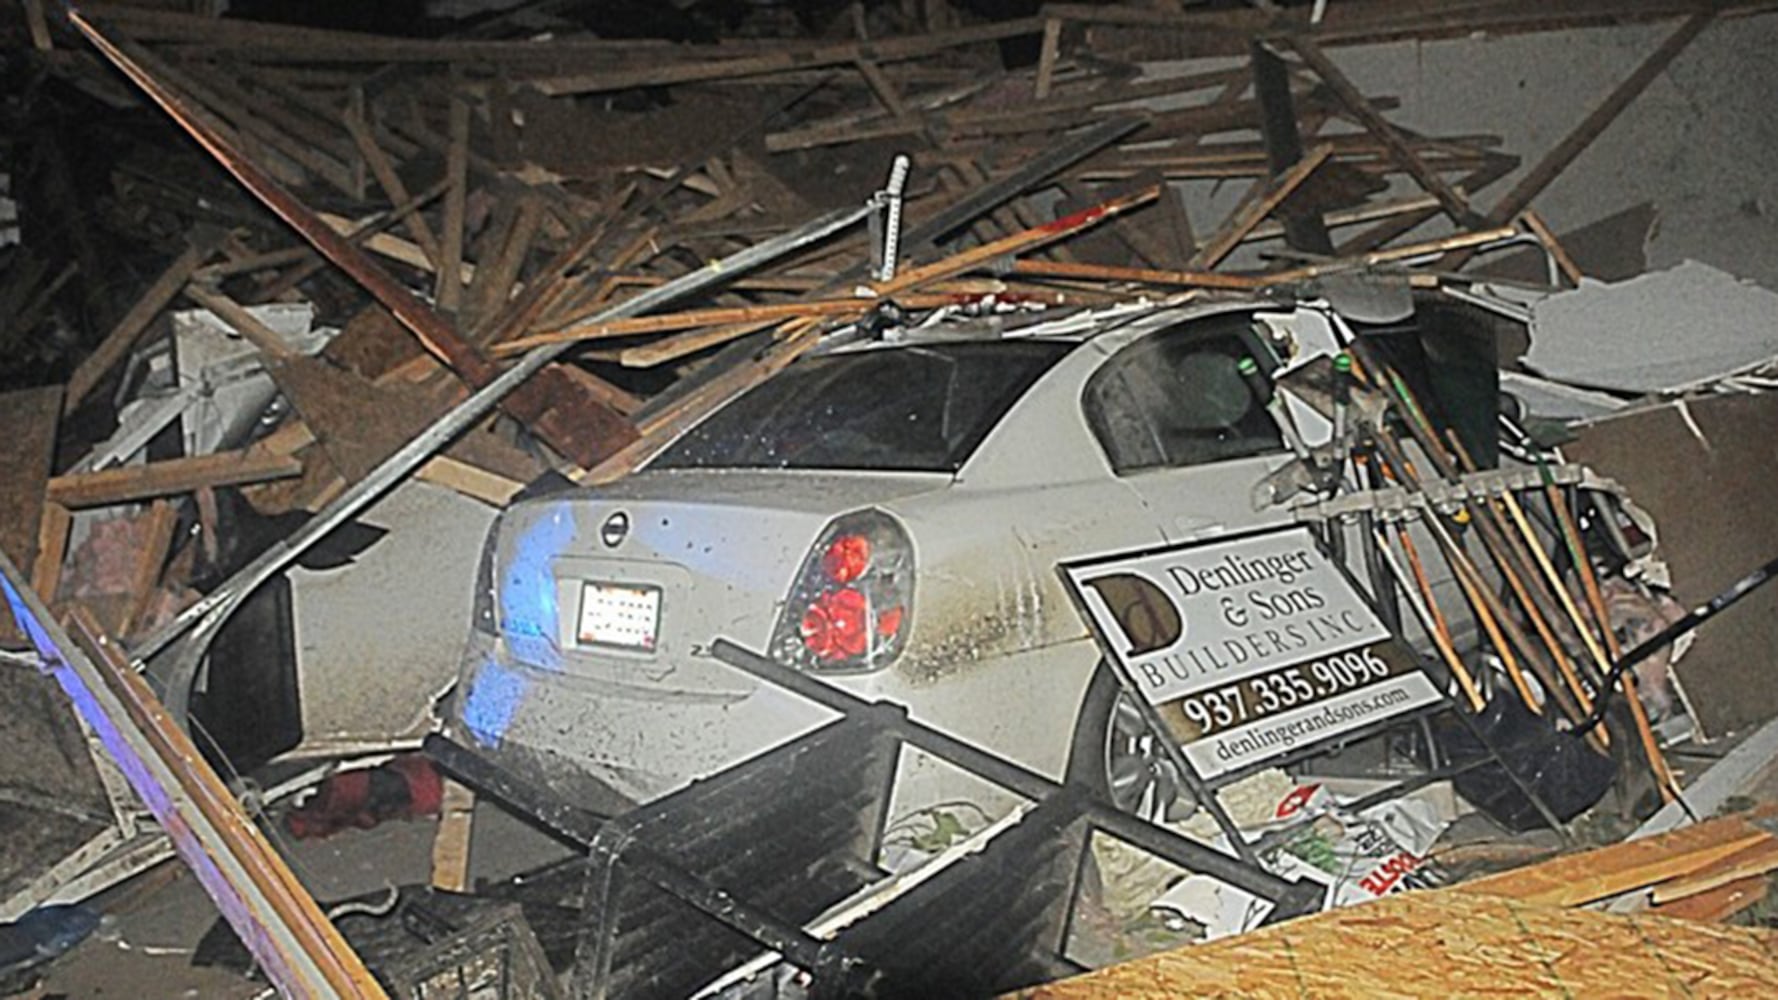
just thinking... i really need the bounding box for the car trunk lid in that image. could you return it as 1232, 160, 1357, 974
493, 469, 946, 694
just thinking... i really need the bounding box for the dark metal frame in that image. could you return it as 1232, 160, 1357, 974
426, 638, 1325, 999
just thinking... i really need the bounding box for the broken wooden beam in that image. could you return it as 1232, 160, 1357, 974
1282, 34, 1482, 228
1188, 142, 1333, 269
47, 448, 305, 509
1459, 809, 1778, 908
0, 568, 391, 999
64, 232, 220, 412
73, 19, 638, 470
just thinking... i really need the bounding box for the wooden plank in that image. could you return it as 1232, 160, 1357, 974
1282, 35, 1480, 227
1519, 209, 1586, 286
317, 211, 473, 283
180, 283, 296, 358
31, 503, 71, 606
417, 456, 523, 508
1010, 259, 1262, 290
47, 449, 305, 509
343, 99, 441, 268
0, 386, 62, 645
1034, 17, 1063, 99
53, 606, 389, 998
429, 779, 475, 893
434, 95, 470, 316
493, 289, 1068, 357
1651, 836, 1778, 905
465, 195, 545, 335
1653, 874, 1768, 923
1459, 811, 1776, 908
120, 500, 178, 638
1187, 142, 1332, 269
65, 235, 219, 411
1483, 12, 1714, 227
0, 387, 63, 575
853, 58, 910, 119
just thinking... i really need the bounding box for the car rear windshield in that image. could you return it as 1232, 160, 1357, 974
650, 340, 1072, 473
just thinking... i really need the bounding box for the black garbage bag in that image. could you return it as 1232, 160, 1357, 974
1438, 695, 1618, 832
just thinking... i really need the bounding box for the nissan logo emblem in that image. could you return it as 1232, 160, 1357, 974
600, 511, 630, 548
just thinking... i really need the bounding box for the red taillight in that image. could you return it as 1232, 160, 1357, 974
771, 511, 913, 673
821, 534, 871, 583
801, 587, 869, 662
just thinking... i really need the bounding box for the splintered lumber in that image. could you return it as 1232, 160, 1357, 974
72, 17, 638, 469
0, 563, 389, 999
1458, 810, 1778, 908
1484, 12, 1715, 227
1009, 889, 1778, 999
1654, 875, 1769, 924
316, 212, 473, 284
1281, 35, 1480, 227
47, 449, 305, 509
180, 283, 296, 359
1651, 836, 1778, 905
64, 233, 219, 411
1187, 143, 1333, 269
1010, 260, 1262, 290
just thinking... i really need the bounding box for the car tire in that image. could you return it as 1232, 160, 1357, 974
1067, 661, 1195, 821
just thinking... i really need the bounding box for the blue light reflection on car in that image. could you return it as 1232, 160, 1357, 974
460, 656, 529, 748
463, 505, 576, 747
499, 504, 574, 669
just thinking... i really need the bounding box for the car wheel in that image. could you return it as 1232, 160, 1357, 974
1068, 662, 1195, 821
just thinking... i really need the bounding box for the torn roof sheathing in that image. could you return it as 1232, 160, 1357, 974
1526, 260, 1778, 394
1013, 889, 1778, 999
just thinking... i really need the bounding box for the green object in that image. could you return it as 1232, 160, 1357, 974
1236, 356, 1259, 375
1333, 352, 1353, 374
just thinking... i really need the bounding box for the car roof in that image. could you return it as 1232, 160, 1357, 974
815, 292, 1271, 356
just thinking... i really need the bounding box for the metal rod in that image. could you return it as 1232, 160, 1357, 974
706, 639, 1312, 906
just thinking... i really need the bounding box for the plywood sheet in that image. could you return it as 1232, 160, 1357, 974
1014, 890, 1778, 999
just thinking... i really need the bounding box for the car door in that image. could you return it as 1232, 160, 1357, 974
1081, 311, 1298, 543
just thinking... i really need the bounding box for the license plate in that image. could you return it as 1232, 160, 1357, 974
576, 581, 661, 652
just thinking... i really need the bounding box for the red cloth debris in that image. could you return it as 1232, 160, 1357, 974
284, 755, 443, 839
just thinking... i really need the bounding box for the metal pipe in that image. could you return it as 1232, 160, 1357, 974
133, 200, 876, 722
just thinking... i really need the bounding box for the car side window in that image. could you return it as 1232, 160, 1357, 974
1083, 318, 1285, 474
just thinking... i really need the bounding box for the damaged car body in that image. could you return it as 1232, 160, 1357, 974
442, 287, 1669, 824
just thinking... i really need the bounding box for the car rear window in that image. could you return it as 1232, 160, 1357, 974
650, 341, 1072, 473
